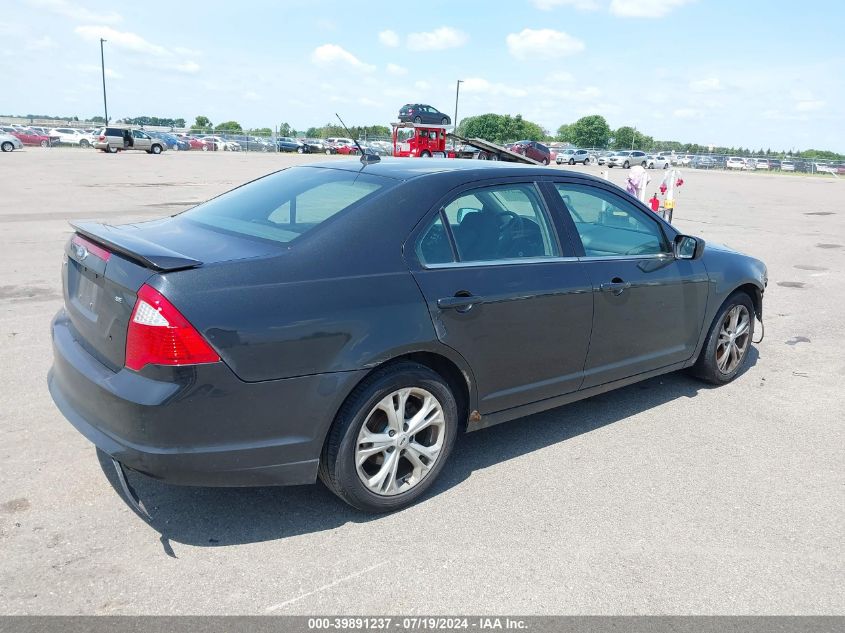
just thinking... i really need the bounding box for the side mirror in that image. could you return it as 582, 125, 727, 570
674, 234, 705, 260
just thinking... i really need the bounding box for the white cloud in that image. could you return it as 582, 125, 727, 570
414, 80, 431, 91
27, 0, 122, 23
532, 0, 601, 10
378, 29, 400, 47
386, 63, 407, 76
462, 77, 527, 98
795, 100, 826, 112
76, 63, 121, 79
546, 71, 574, 83
244, 91, 260, 101
609, 0, 695, 18
673, 108, 703, 119
689, 76, 722, 92
75, 26, 201, 74
75, 25, 168, 56
26, 36, 57, 50
407, 27, 468, 51
311, 44, 375, 72
506, 28, 585, 60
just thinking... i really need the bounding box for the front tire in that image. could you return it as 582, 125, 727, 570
151, 144, 162, 154
623, 160, 630, 168
583, 158, 590, 165
297, 147, 304, 154
414, 116, 422, 124
441, 117, 449, 125
80, 139, 90, 148
569, 158, 575, 165
319, 362, 458, 512
691, 292, 755, 385
325, 148, 332, 155
420, 150, 432, 158
40, 140, 49, 148
1, 141, 13, 152
107, 146, 118, 154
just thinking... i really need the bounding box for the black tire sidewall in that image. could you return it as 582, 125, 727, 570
694, 292, 755, 384
1, 142, 12, 152
322, 363, 458, 513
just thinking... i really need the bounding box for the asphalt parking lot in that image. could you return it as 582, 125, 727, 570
1, 148, 843, 615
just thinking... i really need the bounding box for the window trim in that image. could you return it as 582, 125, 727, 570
412, 179, 567, 269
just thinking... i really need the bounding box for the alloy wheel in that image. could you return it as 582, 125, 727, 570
355, 387, 446, 496
716, 305, 751, 374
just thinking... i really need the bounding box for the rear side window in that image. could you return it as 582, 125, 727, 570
417, 183, 559, 265
182, 167, 394, 244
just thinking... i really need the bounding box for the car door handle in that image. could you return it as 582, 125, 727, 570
437, 295, 482, 311
600, 279, 631, 295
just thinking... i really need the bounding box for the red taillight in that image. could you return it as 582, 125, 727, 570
71, 235, 111, 262
125, 284, 220, 371
98, 134, 105, 141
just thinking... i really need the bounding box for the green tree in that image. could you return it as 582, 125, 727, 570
568, 115, 611, 148
214, 120, 243, 132
457, 113, 546, 144
90, 116, 105, 123
249, 127, 273, 137
278, 122, 294, 137
556, 123, 574, 143
193, 115, 211, 131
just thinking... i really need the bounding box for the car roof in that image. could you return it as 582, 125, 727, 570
302, 157, 613, 184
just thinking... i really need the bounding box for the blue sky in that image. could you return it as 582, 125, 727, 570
2, 0, 843, 150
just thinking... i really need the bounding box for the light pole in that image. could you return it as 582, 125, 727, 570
100, 38, 109, 124
453, 79, 463, 145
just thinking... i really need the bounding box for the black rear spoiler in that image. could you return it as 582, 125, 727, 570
71, 221, 202, 272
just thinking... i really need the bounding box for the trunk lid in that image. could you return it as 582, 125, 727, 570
63, 218, 280, 371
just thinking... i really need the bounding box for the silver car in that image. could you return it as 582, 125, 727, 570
0, 132, 24, 152
646, 154, 670, 169
556, 148, 595, 165
608, 150, 648, 168
93, 127, 167, 154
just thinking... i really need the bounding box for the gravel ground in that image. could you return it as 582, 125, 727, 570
0, 148, 843, 615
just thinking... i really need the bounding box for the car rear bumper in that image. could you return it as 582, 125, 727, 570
49, 309, 367, 487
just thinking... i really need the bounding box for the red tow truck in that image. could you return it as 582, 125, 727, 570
390, 122, 539, 164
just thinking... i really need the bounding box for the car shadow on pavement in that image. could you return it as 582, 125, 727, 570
97, 350, 758, 551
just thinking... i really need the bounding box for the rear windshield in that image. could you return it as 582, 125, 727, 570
182, 166, 394, 244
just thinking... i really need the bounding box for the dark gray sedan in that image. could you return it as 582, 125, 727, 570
48, 160, 767, 513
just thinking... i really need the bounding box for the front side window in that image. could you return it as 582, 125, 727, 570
183, 167, 393, 244
553, 183, 669, 257
417, 183, 559, 265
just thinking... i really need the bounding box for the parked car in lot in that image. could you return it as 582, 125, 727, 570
0, 132, 24, 151
200, 136, 240, 151
743, 158, 756, 170
93, 127, 167, 154
277, 137, 306, 153
693, 156, 716, 169
556, 148, 594, 165
147, 131, 189, 151
508, 140, 551, 165
333, 140, 361, 155
726, 157, 745, 170
301, 138, 328, 154
398, 104, 451, 125
754, 158, 770, 170
781, 159, 795, 172
608, 150, 647, 168
1, 126, 52, 147
49, 127, 95, 148
48, 159, 768, 513
597, 151, 616, 166
646, 154, 670, 169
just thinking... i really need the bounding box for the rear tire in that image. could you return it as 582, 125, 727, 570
325, 149, 332, 155
297, 147, 304, 154
441, 117, 448, 125
80, 139, 90, 148
541, 158, 549, 165
691, 292, 755, 385
569, 158, 575, 165
107, 146, 118, 154
40, 140, 49, 148
420, 150, 432, 158
319, 362, 458, 513
583, 158, 590, 165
